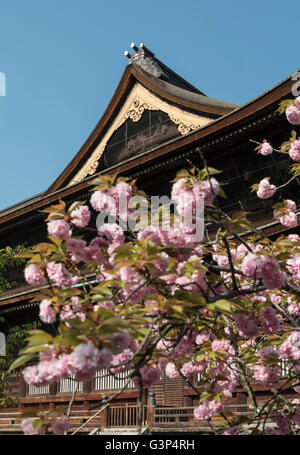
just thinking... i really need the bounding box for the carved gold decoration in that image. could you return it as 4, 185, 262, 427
169, 115, 201, 135
69, 83, 212, 185
124, 100, 157, 123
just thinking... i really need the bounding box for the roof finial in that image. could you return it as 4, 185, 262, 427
130, 42, 139, 52
139, 43, 154, 57
124, 50, 131, 59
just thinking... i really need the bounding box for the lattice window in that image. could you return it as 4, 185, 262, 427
58, 374, 83, 393
93, 369, 135, 391
27, 384, 50, 395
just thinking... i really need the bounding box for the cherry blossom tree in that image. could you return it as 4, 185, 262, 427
10, 96, 300, 435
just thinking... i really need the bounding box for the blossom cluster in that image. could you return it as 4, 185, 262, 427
17, 157, 300, 436
286, 97, 300, 125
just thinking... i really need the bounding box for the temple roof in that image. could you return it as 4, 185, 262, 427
45, 44, 240, 192
0, 45, 298, 225
127, 43, 239, 112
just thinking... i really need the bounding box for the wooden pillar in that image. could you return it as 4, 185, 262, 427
100, 405, 108, 429
147, 405, 155, 430
49, 402, 55, 411
49, 382, 57, 397
83, 400, 89, 418
183, 395, 193, 407
147, 391, 156, 429
83, 380, 91, 393
18, 368, 26, 398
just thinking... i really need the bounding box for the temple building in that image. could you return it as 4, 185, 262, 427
0, 43, 299, 434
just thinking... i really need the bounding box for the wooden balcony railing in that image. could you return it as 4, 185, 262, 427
107, 404, 148, 428
151, 404, 254, 431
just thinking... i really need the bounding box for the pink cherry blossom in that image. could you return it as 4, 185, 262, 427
257, 178, 276, 199
287, 255, 300, 280
193, 178, 219, 206
277, 211, 298, 228
194, 399, 224, 420
23, 364, 45, 387
260, 142, 273, 156
110, 349, 133, 373
71, 205, 91, 228
233, 313, 258, 338
241, 253, 258, 278
21, 418, 43, 435
134, 366, 161, 388
137, 225, 166, 246
46, 262, 79, 288
52, 415, 69, 435
288, 301, 300, 317
292, 400, 300, 428
24, 263, 47, 286
110, 331, 131, 352
39, 346, 57, 362
286, 105, 300, 125
171, 178, 188, 200
97, 223, 124, 254
223, 425, 242, 435
84, 237, 105, 264
66, 238, 88, 263
288, 234, 300, 243
261, 306, 279, 334
47, 219, 71, 240
180, 362, 196, 377
257, 346, 278, 363
259, 255, 284, 290
271, 415, 290, 435
39, 299, 56, 324
252, 365, 281, 387
90, 191, 116, 215
165, 362, 180, 378
289, 140, 300, 161
71, 343, 112, 381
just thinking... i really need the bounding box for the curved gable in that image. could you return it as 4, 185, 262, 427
69, 82, 213, 185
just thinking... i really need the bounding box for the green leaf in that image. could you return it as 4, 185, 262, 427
48, 407, 66, 418
19, 344, 49, 355
99, 318, 131, 334
207, 167, 222, 175
172, 290, 206, 306
276, 99, 295, 114
68, 201, 86, 214
28, 254, 42, 264
218, 187, 227, 199
208, 299, 231, 313
27, 330, 53, 346
32, 419, 43, 431
199, 391, 213, 403
9, 354, 35, 371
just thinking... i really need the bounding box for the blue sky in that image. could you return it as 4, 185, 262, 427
0, 0, 299, 210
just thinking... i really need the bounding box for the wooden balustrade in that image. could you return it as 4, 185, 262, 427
151, 404, 254, 430
107, 404, 148, 428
